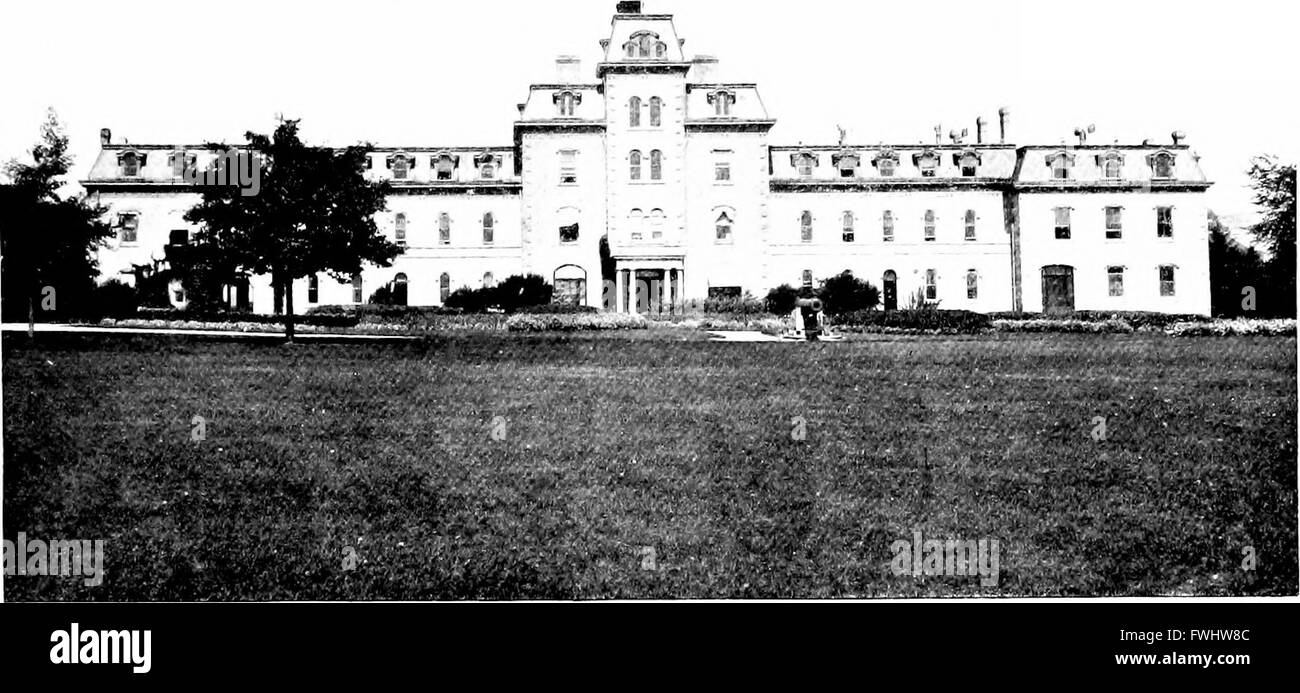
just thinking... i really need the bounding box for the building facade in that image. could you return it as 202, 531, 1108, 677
82, 1, 1213, 315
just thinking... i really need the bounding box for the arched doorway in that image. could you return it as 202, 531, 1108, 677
883, 270, 898, 311
554, 264, 587, 306
393, 273, 409, 306
1041, 265, 1075, 313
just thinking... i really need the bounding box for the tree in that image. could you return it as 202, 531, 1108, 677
493, 274, 552, 313
764, 284, 800, 315
183, 119, 398, 340
0, 109, 114, 328
816, 271, 880, 315
1208, 211, 1265, 317
1246, 157, 1296, 317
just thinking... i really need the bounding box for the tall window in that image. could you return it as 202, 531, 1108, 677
439, 212, 451, 245
629, 150, 642, 180
711, 90, 734, 116
649, 97, 662, 127
842, 211, 855, 243
440, 272, 451, 302
629, 97, 641, 127
925, 269, 938, 300
649, 150, 662, 180
559, 149, 577, 184
393, 273, 409, 306
1105, 206, 1123, 239
800, 211, 813, 243
1054, 207, 1071, 239
308, 275, 319, 304
629, 208, 644, 241
654, 41, 667, 58
1156, 206, 1173, 238
964, 210, 977, 241
1151, 152, 1175, 179
924, 210, 936, 241
556, 91, 577, 117
801, 270, 813, 289
966, 270, 978, 299
882, 211, 895, 242
1108, 266, 1124, 296
649, 209, 664, 239
716, 211, 733, 243
352, 273, 363, 303
482, 212, 495, 245
395, 213, 407, 244
1159, 265, 1176, 296
119, 213, 139, 243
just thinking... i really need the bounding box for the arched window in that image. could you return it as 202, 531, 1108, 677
842, 211, 855, 242
794, 153, 816, 177
715, 211, 733, 243
638, 34, 653, 57
958, 152, 979, 177
433, 153, 458, 180
624, 41, 637, 58
482, 212, 494, 245
393, 273, 409, 306
924, 210, 936, 241
554, 90, 580, 117
1098, 151, 1124, 179
649, 97, 662, 127
390, 154, 410, 180
650, 150, 662, 180
483, 272, 495, 287
916, 152, 939, 177
119, 151, 141, 177
964, 210, 977, 241
554, 265, 588, 306
629, 150, 642, 180
1047, 151, 1074, 180
1150, 151, 1175, 179
440, 272, 451, 303
629, 96, 641, 127
709, 90, 734, 116
654, 41, 667, 58
800, 210, 813, 242
395, 213, 407, 244
475, 151, 497, 179
882, 210, 895, 242
438, 212, 451, 245
649, 208, 665, 239
629, 208, 644, 241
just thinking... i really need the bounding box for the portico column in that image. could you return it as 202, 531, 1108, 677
615, 268, 626, 313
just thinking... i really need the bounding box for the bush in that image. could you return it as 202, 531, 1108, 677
993, 318, 1134, 334
130, 307, 359, 327
988, 311, 1211, 329
524, 303, 598, 315
495, 274, 553, 313
764, 284, 800, 315
836, 309, 991, 333
817, 272, 880, 315
445, 285, 496, 313
1166, 318, 1296, 336
506, 312, 647, 332
306, 304, 461, 319
702, 292, 766, 315
87, 279, 139, 319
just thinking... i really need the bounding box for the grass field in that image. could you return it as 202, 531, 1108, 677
3, 331, 1296, 599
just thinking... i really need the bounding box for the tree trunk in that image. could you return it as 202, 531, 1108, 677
27, 295, 34, 338
284, 278, 296, 343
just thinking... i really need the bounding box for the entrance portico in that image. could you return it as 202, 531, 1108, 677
613, 258, 685, 314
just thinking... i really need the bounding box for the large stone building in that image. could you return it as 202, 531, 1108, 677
82, 1, 1213, 315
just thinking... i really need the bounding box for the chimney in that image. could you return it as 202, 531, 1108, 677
555, 55, 581, 83
1171, 130, 1186, 146
691, 55, 718, 83
100, 128, 111, 146
997, 108, 1010, 144
975, 117, 987, 144
616, 1, 642, 13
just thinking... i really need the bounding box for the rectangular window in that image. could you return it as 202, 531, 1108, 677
924, 211, 936, 242
120, 213, 139, 243
800, 211, 813, 243
801, 269, 813, 289
924, 269, 937, 300
1156, 206, 1173, 238
1159, 265, 1176, 296
964, 210, 977, 241
352, 274, 363, 304
715, 161, 731, 182
1108, 266, 1124, 297
842, 211, 854, 243
439, 213, 451, 245
559, 150, 577, 185
1105, 206, 1123, 239
966, 270, 978, 299
1054, 207, 1071, 239
308, 275, 319, 304
483, 213, 495, 245
882, 211, 894, 242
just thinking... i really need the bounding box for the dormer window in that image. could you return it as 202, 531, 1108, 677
628, 31, 660, 58
913, 150, 939, 177
432, 152, 459, 181
833, 151, 860, 178
954, 150, 980, 177
1047, 151, 1075, 180
554, 90, 581, 117
118, 151, 144, 177
168, 151, 196, 178
474, 151, 498, 179
1097, 151, 1124, 180
872, 150, 899, 177
387, 153, 412, 180
708, 90, 735, 117
791, 152, 818, 178
1148, 150, 1176, 179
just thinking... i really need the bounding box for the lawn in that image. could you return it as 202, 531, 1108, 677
3, 331, 1296, 599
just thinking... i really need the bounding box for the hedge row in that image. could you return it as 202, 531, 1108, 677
1166, 319, 1296, 336
992, 318, 1135, 334
134, 307, 359, 327
834, 309, 992, 333
987, 311, 1211, 329
506, 313, 648, 332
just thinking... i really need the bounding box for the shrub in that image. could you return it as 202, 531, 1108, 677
993, 318, 1134, 334
445, 285, 497, 313
702, 292, 766, 315
764, 284, 800, 315
524, 303, 599, 315
988, 311, 1211, 329
494, 274, 553, 313
836, 309, 990, 333
129, 307, 359, 327
506, 313, 647, 332
817, 272, 880, 315
87, 279, 139, 319
1166, 318, 1296, 336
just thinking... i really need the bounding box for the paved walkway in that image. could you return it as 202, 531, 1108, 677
706, 330, 783, 342
1, 323, 418, 341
